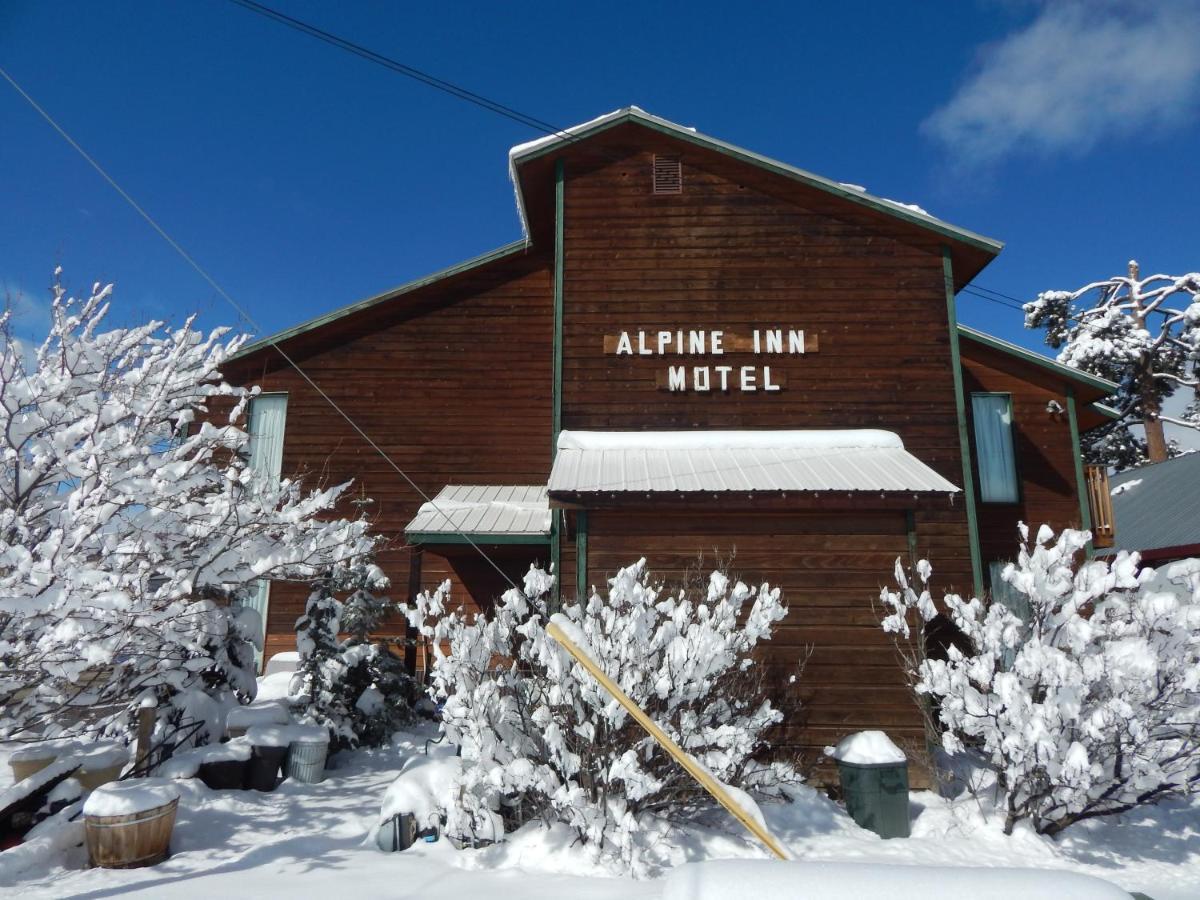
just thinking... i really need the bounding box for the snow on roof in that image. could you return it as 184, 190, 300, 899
549, 430, 959, 495
557, 429, 904, 452
506, 107, 994, 252
405, 485, 550, 539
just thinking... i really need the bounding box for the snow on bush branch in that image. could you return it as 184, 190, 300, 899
405, 559, 799, 873
879, 524, 1200, 835
0, 275, 379, 742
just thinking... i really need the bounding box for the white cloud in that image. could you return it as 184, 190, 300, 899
923, 1, 1200, 165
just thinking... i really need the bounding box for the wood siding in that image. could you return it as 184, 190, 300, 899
961, 344, 1086, 580
227, 259, 554, 661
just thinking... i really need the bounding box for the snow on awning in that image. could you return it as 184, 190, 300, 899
547, 430, 960, 495
405, 485, 550, 544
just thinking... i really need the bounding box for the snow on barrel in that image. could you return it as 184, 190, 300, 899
83, 778, 180, 869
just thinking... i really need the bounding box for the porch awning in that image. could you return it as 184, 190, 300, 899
547, 430, 960, 495
405, 485, 550, 544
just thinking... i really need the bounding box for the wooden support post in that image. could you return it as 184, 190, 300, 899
405, 546, 423, 677
135, 701, 157, 776
546, 620, 791, 860
905, 509, 919, 570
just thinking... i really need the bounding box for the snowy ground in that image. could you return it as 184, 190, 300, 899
2, 723, 1197, 898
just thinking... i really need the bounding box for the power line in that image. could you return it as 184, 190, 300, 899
0, 63, 524, 596
223, 0, 592, 152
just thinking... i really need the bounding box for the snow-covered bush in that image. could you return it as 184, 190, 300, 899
0, 275, 378, 744
407, 559, 798, 870
292, 563, 415, 750
878, 524, 1200, 835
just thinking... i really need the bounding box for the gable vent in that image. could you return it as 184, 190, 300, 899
652, 155, 682, 194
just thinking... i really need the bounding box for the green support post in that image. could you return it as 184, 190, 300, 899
575, 509, 589, 601
551, 159, 565, 606
1066, 386, 1094, 557
942, 247, 985, 598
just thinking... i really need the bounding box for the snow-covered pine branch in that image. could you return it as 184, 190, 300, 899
403, 559, 800, 873
1024, 261, 1200, 468
291, 560, 416, 750
0, 274, 380, 744
878, 524, 1200, 836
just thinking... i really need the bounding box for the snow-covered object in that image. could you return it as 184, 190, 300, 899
878, 523, 1200, 835
557, 429, 904, 452
160, 738, 253, 776
226, 704, 291, 731
661, 859, 1131, 900
377, 753, 465, 833
74, 742, 130, 771
264, 651, 301, 677
9, 739, 79, 763
45, 777, 81, 806
1025, 264, 1200, 468
244, 724, 328, 748
0, 276, 380, 742
406, 559, 797, 871
82, 778, 179, 817
0, 757, 81, 811
824, 731, 906, 766
291, 565, 414, 752
1111, 478, 1142, 496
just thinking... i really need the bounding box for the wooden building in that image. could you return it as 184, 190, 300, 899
224, 108, 1116, 768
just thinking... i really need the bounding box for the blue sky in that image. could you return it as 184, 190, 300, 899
2, 3, 1198, 396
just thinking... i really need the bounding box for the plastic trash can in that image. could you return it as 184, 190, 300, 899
836, 758, 910, 839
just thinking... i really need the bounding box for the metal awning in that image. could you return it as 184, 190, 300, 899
547, 430, 960, 495
405, 485, 550, 544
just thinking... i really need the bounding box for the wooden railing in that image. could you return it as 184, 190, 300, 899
1086, 464, 1115, 548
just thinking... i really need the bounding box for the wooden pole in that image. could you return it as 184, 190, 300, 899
135, 701, 157, 776
405, 547, 423, 677
545, 620, 791, 861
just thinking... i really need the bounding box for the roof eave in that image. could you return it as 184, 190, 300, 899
231, 240, 531, 361
957, 324, 1119, 399
509, 107, 1004, 259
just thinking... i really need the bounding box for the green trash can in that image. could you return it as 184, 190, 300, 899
836, 758, 910, 839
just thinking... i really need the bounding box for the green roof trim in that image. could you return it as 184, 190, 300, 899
957, 324, 1119, 396
405, 531, 550, 547
509, 107, 1004, 258
1090, 402, 1122, 420
233, 240, 530, 359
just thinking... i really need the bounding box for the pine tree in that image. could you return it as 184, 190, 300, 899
1025, 261, 1200, 467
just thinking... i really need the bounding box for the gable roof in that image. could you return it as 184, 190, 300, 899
1101, 452, 1200, 559
957, 324, 1119, 403
232, 240, 534, 362
508, 107, 1003, 284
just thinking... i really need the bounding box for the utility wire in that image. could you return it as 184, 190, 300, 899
0, 63, 524, 596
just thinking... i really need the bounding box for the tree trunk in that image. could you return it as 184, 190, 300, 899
1143, 392, 1170, 463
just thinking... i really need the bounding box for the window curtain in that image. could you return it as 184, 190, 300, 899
245, 394, 288, 665
971, 394, 1018, 503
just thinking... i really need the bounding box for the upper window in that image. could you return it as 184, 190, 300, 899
971, 393, 1018, 503
247, 393, 288, 483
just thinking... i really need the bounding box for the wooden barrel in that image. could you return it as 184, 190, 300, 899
9, 754, 57, 783
85, 797, 178, 869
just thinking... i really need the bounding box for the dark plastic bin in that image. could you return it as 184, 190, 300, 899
836, 758, 911, 839
244, 746, 286, 792
198, 759, 249, 791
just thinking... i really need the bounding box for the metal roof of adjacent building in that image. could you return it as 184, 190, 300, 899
404, 485, 550, 544
1101, 453, 1200, 559
547, 430, 960, 495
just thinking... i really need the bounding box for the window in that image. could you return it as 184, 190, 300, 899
971, 393, 1018, 503
244, 393, 288, 666
248, 393, 288, 482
